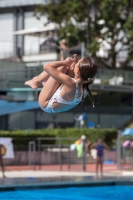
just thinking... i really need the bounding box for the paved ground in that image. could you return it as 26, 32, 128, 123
0, 170, 133, 189
3, 163, 118, 172
0, 163, 119, 178
1, 169, 133, 179
0, 163, 133, 188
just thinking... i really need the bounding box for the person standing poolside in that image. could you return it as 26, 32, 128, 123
0, 144, 6, 178
91, 137, 108, 177
60, 39, 70, 60
25, 54, 97, 113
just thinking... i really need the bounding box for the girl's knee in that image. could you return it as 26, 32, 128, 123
38, 98, 47, 108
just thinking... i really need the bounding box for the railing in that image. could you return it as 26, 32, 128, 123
97, 68, 133, 86
28, 141, 36, 170
0, 59, 133, 90
37, 137, 87, 171
2, 137, 119, 173
117, 136, 133, 170
115, 116, 133, 129
0, 67, 42, 89
3, 137, 89, 172
0, 0, 46, 8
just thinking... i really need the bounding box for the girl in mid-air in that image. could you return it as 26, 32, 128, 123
25, 54, 97, 113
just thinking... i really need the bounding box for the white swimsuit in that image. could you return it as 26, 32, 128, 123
41, 78, 87, 113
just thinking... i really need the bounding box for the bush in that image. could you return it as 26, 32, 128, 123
121, 135, 133, 142
0, 129, 57, 146
0, 128, 117, 147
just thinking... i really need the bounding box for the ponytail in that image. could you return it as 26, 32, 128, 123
78, 56, 97, 108
81, 78, 95, 108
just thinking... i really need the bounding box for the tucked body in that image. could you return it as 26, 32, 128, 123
25, 55, 97, 113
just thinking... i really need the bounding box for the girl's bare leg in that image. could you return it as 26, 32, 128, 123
96, 161, 98, 177
0, 157, 5, 178
100, 161, 103, 177
25, 71, 50, 89
25, 65, 74, 89
25, 54, 78, 108
25, 54, 78, 89
38, 58, 78, 108
38, 65, 68, 108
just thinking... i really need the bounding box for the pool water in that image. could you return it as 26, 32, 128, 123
1, 185, 132, 200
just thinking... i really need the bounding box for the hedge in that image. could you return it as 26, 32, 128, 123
0, 128, 118, 147
121, 135, 133, 142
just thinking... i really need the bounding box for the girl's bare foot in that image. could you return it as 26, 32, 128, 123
25, 77, 39, 89
73, 54, 78, 63
70, 54, 79, 70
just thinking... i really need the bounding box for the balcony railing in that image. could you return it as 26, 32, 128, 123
0, 67, 42, 89
0, 0, 45, 8
97, 68, 133, 86
0, 66, 133, 91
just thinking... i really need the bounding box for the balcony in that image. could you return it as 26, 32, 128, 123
0, 65, 42, 90
97, 68, 133, 86
0, 64, 133, 94
0, 0, 45, 8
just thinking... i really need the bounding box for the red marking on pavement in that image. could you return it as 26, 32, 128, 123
5, 163, 118, 172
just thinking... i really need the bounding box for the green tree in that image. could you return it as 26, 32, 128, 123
35, 0, 133, 69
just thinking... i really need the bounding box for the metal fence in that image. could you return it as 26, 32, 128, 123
37, 137, 88, 171
117, 136, 133, 170
0, 0, 45, 8
2, 137, 120, 173
5, 136, 133, 172
97, 68, 133, 86
0, 67, 42, 89
3, 137, 95, 172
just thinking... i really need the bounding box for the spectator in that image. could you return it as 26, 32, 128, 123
0, 144, 6, 178
80, 135, 91, 154
123, 140, 131, 162
71, 135, 91, 158
60, 39, 70, 60
123, 140, 130, 150
91, 137, 108, 177
75, 113, 88, 128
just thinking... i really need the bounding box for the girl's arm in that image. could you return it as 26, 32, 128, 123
44, 58, 74, 85
90, 143, 96, 149
104, 143, 109, 150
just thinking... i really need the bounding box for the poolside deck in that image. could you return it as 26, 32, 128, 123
0, 163, 133, 189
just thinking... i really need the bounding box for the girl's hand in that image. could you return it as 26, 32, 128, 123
73, 54, 78, 64
65, 54, 79, 70
65, 57, 73, 69
70, 54, 79, 70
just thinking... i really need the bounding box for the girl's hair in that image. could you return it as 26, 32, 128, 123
78, 57, 98, 108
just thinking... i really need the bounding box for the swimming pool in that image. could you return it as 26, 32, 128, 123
1, 185, 132, 200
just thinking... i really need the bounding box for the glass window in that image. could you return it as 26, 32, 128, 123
0, 13, 13, 58
24, 12, 47, 55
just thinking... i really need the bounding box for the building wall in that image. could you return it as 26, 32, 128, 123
8, 111, 35, 130
7, 91, 36, 101
0, 115, 7, 130
2, 110, 131, 130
